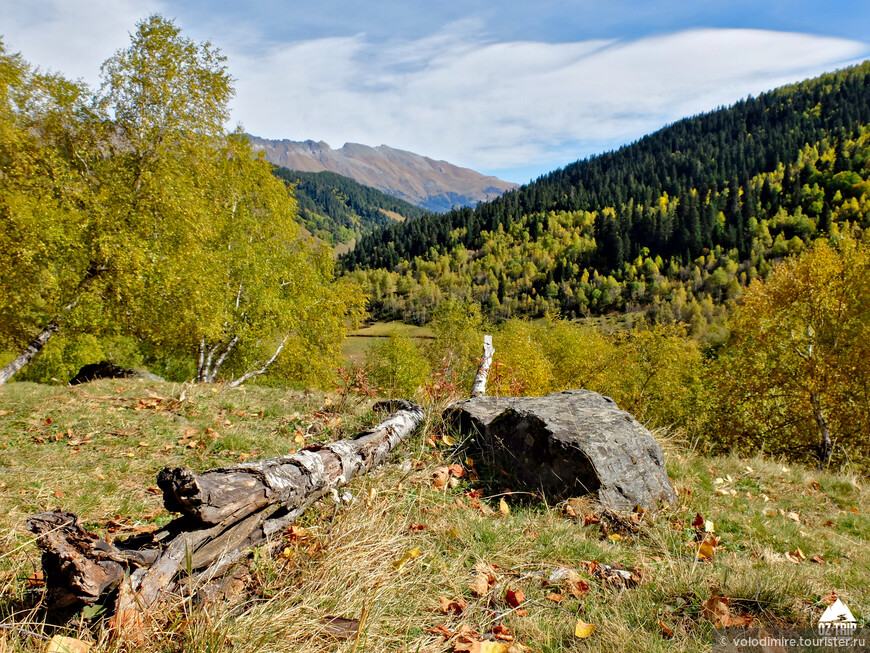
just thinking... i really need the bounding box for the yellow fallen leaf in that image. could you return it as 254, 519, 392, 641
698, 537, 716, 560
608, 533, 623, 542
441, 434, 457, 446
468, 643, 509, 653
294, 432, 304, 444
575, 619, 596, 638
499, 497, 510, 516
45, 635, 91, 653
393, 547, 422, 570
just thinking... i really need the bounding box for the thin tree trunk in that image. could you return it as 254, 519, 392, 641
228, 336, 286, 388
810, 391, 833, 468
470, 335, 494, 397
206, 335, 239, 383
0, 323, 59, 386
198, 341, 222, 383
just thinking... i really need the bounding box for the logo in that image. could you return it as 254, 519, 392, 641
817, 598, 858, 636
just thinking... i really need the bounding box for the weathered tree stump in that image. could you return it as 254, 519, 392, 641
26, 400, 424, 637
444, 389, 675, 509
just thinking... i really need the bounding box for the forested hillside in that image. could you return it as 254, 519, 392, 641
342, 63, 870, 336
272, 167, 426, 245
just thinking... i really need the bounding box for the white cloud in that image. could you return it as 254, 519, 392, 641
0, 0, 165, 85
3, 4, 868, 177
228, 26, 868, 172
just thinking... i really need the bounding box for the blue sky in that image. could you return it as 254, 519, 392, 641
3, 1, 869, 183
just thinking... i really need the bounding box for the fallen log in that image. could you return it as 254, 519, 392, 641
26, 399, 424, 633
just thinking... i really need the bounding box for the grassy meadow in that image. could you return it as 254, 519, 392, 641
0, 380, 867, 652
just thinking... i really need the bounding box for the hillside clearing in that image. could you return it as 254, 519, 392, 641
0, 381, 867, 652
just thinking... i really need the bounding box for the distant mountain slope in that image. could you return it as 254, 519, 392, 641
340, 62, 870, 334
344, 62, 870, 271
272, 167, 425, 246
248, 136, 517, 213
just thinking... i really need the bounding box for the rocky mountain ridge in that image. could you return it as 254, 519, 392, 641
246, 135, 517, 213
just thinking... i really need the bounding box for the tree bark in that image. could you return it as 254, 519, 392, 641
228, 336, 286, 388
810, 391, 833, 468
26, 399, 424, 638
470, 335, 494, 398
0, 322, 59, 385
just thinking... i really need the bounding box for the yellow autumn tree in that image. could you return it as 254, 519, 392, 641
715, 235, 870, 467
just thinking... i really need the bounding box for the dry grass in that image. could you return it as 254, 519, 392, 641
0, 381, 868, 652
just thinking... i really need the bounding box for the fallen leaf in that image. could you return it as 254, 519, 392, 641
574, 619, 596, 638
505, 589, 525, 608
471, 572, 493, 597
608, 533, 623, 542
546, 592, 564, 603
438, 596, 467, 615
692, 513, 705, 529
820, 590, 839, 605
441, 434, 457, 446
658, 620, 674, 639
53, 490, 64, 499
499, 497, 510, 516
45, 635, 91, 653
0, 410, 11, 416
321, 615, 360, 639
785, 548, 806, 564
786, 511, 801, 523
810, 481, 821, 490
697, 536, 716, 560
568, 578, 591, 597
455, 642, 509, 653
810, 554, 825, 564
433, 467, 450, 490
394, 547, 422, 570
702, 596, 731, 627
491, 624, 513, 641
447, 464, 465, 478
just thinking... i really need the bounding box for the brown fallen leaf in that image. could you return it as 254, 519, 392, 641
471, 572, 493, 597
447, 463, 465, 478
701, 595, 754, 628
438, 596, 467, 615
499, 497, 510, 516
820, 590, 839, 606
658, 620, 674, 639
45, 635, 91, 653
702, 596, 732, 627
546, 592, 564, 603
786, 511, 801, 523
53, 490, 64, 499
491, 624, 514, 641
321, 615, 360, 639
810, 554, 825, 564
433, 466, 450, 490
505, 589, 526, 608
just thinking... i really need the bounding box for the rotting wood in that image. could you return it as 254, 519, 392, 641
26, 399, 424, 635
470, 335, 494, 398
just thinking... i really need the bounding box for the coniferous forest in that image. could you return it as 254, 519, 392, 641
342, 63, 870, 339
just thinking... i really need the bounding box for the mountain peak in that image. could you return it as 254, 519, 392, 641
245, 135, 517, 212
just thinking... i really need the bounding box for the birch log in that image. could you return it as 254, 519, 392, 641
26, 399, 424, 630
470, 335, 494, 398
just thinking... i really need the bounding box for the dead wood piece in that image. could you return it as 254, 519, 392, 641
26, 512, 124, 607
28, 399, 424, 636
